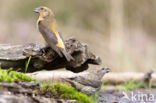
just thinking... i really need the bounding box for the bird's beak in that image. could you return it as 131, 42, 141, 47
34, 8, 40, 13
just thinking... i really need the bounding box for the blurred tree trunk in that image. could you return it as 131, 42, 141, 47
109, 0, 124, 70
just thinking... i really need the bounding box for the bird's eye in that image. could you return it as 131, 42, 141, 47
40, 8, 44, 10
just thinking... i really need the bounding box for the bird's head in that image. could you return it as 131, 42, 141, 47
34, 6, 54, 18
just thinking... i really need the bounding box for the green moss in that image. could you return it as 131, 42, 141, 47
90, 92, 99, 103
0, 69, 94, 102
102, 80, 144, 92
0, 69, 35, 82
116, 80, 144, 91
41, 83, 93, 103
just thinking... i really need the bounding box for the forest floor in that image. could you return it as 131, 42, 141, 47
99, 87, 156, 103
0, 69, 156, 103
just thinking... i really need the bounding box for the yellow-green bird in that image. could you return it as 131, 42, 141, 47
34, 6, 74, 61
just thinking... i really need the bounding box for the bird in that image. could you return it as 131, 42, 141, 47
34, 6, 74, 62
143, 69, 154, 88
63, 67, 110, 95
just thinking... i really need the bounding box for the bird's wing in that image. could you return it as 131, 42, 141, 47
80, 79, 102, 88
38, 21, 58, 44
58, 32, 74, 61
38, 21, 63, 57
58, 32, 65, 42
68, 76, 101, 88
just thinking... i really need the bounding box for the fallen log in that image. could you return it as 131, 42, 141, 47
0, 38, 101, 73
27, 70, 156, 87
103, 71, 156, 85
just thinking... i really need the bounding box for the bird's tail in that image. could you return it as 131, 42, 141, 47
61, 49, 74, 62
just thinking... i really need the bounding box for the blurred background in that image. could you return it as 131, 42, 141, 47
0, 0, 156, 72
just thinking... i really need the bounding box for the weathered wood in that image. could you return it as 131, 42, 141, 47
27, 71, 156, 88
0, 38, 101, 73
